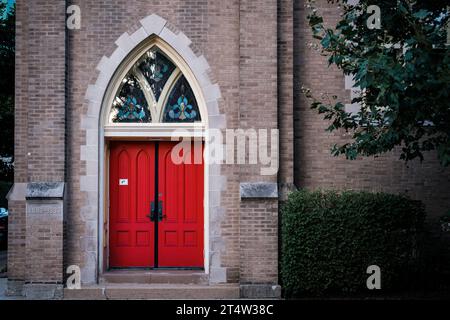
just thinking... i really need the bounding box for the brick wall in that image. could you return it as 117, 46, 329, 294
22, 0, 66, 182
13, 3, 28, 183
238, 0, 279, 286
7, 2, 29, 287
25, 205, 63, 283
7, 201, 25, 281
240, 200, 278, 283
9, 0, 66, 290
208, 0, 241, 283
293, 0, 450, 226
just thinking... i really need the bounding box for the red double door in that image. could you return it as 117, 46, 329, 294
109, 141, 204, 268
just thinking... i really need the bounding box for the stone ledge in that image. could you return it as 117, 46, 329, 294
6, 183, 26, 201
26, 182, 65, 200
5, 279, 24, 297
64, 284, 240, 300
240, 182, 278, 199
24, 283, 64, 300
240, 284, 281, 299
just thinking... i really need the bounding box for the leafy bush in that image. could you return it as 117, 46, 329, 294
281, 189, 425, 296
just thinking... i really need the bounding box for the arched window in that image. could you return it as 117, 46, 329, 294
109, 46, 202, 124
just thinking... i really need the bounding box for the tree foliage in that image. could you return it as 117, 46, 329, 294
0, 2, 15, 181
304, 0, 450, 165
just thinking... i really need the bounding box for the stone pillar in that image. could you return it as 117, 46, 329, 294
23, 183, 65, 299
277, 0, 297, 200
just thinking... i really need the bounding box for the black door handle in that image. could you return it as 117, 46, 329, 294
157, 201, 166, 222
147, 201, 156, 221
147, 201, 165, 222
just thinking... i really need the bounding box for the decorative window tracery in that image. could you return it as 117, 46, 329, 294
137, 48, 176, 103
110, 46, 201, 124
112, 74, 150, 123
163, 75, 201, 123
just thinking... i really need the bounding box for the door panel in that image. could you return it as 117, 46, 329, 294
158, 141, 204, 267
109, 142, 155, 267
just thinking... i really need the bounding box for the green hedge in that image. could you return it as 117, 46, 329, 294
281, 189, 425, 296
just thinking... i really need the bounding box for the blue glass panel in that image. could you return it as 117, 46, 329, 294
138, 48, 176, 102
163, 75, 201, 123
112, 74, 151, 123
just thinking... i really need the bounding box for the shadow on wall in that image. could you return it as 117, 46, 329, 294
0, 181, 11, 254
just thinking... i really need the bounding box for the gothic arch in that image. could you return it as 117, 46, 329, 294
79, 14, 227, 284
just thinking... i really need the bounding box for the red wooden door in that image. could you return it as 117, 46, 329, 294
109, 141, 204, 268
109, 142, 155, 267
158, 142, 204, 267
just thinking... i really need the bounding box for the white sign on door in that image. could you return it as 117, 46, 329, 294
119, 179, 128, 186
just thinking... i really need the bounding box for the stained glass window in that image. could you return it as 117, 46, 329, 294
162, 75, 201, 123
111, 74, 151, 123
110, 45, 201, 124
138, 48, 176, 102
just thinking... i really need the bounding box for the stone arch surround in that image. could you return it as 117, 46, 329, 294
79, 14, 227, 284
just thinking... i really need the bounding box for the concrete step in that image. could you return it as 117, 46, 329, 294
64, 283, 240, 300
100, 270, 208, 285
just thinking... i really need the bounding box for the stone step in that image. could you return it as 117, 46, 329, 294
64, 283, 240, 300
100, 270, 208, 285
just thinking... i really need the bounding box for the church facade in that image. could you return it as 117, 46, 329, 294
6, 0, 450, 299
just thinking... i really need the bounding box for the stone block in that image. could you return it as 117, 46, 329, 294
209, 267, 227, 284
240, 284, 281, 299
26, 182, 65, 200
240, 182, 278, 199
140, 14, 166, 36
6, 280, 24, 297
24, 283, 64, 300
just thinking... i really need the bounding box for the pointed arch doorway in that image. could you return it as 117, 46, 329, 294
101, 37, 208, 270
